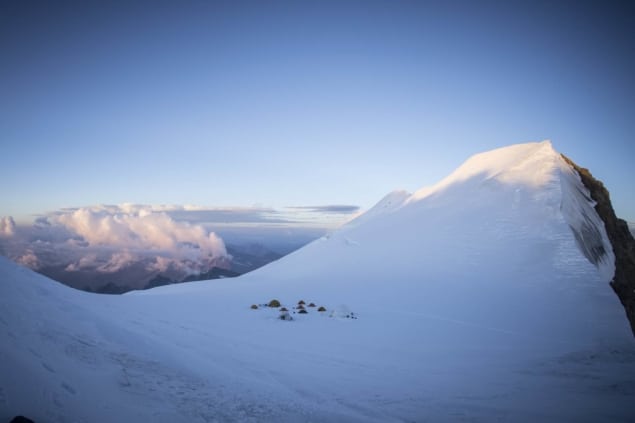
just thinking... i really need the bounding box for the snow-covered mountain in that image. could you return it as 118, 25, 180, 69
1, 141, 634, 422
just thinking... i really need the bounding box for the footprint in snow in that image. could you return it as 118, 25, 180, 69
61, 382, 76, 395
41, 362, 55, 373
28, 347, 42, 358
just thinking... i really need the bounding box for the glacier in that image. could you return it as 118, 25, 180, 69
1, 141, 634, 422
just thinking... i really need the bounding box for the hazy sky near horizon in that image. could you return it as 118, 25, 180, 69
1, 0, 634, 223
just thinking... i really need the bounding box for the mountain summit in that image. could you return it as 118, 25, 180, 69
1, 141, 634, 422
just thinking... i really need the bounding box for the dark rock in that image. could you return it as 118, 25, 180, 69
11, 417, 35, 423
562, 154, 635, 337
298, 309, 308, 314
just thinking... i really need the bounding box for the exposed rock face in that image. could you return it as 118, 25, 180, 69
562, 154, 635, 337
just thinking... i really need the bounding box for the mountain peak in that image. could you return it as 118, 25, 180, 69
329, 140, 616, 290
409, 140, 559, 203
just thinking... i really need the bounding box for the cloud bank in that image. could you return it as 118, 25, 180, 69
286, 205, 361, 214
0, 205, 229, 289
0, 216, 16, 237
52, 206, 226, 262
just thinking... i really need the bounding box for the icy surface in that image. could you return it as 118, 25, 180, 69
1, 141, 634, 422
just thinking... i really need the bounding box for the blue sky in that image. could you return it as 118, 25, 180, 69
1, 0, 634, 223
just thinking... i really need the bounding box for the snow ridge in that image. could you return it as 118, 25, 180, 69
407, 141, 559, 203
342, 189, 410, 230
351, 140, 615, 281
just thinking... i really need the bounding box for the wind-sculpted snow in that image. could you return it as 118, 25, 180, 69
1, 141, 634, 422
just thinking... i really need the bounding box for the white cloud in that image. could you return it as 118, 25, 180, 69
147, 256, 174, 273
65, 254, 97, 272
0, 216, 16, 237
0, 206, 229, 280
96, 251, 137, 273
52, 205, 226, 256
16, 250, 39, 268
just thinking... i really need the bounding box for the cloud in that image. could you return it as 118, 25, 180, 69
52, 206, 226, 257
16, 250, 39, 268
0, 216, 16, 237
47, 204, 351, 227
96, 251, 138, 273
65, 254, 97, 271
285, 205, 361, 214
0, 206, 228, 284
165, 207, 292, 225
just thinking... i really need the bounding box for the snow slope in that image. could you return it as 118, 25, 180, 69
1, 141, 634, 422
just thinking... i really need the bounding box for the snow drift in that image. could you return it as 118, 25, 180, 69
1, 141, 634, 423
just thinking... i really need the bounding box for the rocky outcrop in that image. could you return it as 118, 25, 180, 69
562, 154, 635, 337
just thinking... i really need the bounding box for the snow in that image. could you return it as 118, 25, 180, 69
1, 141, 634, 422
342, 189, 411, 230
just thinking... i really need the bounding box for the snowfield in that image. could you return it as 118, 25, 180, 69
1, 141, 634, 422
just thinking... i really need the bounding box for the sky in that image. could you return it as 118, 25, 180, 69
1, 0, 634, 224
